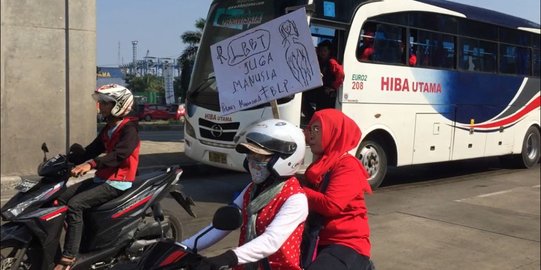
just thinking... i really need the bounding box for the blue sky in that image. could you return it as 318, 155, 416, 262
96, 0, 540, 67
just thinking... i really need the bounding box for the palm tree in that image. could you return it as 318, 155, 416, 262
176, 18, 205, 102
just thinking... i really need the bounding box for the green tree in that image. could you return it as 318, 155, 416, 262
125, 74, 164, 94
176, 18, 205, 102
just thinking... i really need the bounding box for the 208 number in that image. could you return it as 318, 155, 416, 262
352, 81, 364, 90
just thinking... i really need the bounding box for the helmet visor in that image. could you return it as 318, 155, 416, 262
244, 132, 297, 156
236, 142, 273, 155
92, 93, 116, 103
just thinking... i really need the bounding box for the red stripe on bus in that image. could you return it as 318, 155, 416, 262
473, 96, 540, 129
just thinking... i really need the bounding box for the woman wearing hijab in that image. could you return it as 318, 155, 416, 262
302, 108, 374, 270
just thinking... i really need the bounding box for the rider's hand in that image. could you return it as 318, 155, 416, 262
71, 162, 92, 177
196, 250, 238, 270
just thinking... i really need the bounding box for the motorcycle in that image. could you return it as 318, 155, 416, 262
1, 143, 196, 270
113, 204, 242, 270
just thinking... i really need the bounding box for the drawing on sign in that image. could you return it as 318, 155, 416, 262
211, 8, 322, 115
279, 20, 314, 87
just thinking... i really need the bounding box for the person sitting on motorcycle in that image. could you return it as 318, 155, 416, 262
182, 119, 309, 270
54, 84, 140, 270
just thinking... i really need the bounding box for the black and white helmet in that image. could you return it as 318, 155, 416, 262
236, 119, 305, 177
92, 84, 134, 117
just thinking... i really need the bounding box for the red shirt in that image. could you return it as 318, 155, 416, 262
303, 154, 371, 257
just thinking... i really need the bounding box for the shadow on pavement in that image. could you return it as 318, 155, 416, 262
381, 156, 508, 188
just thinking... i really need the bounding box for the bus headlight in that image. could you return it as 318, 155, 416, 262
185, 120, 195, 138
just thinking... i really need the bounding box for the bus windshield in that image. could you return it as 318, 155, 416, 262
187, 1, 280, 110
187, 0, 367, 111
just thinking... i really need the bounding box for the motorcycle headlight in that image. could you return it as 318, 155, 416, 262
7, 183, 61, 217
7, 197, 39, 217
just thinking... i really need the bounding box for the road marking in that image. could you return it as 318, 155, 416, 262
455, 184, 540, 202
476, 189, 514, 198
455, 188, 515, 202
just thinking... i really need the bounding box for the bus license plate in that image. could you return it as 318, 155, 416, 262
209, 151, 227, 164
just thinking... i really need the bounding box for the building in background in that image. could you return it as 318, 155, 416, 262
97, 67, 126, 88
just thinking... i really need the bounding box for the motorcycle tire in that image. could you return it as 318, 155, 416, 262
164, 208, 183, 241
0, 240, 40, 270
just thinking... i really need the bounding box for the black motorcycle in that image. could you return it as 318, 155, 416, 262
0, 143, 196, 270
112, 204, 242, 270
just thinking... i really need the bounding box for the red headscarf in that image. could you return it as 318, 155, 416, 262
305, 109, 370, 191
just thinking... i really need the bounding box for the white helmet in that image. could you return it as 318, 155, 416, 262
92, 84, 134, 117
236, 119, 305, 177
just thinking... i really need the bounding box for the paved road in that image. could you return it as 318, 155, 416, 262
2, 131, 539, 269
171, 162, 540, 270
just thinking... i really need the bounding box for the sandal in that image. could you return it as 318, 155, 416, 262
53, 256, 76, 270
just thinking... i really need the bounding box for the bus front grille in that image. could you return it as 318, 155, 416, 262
198, 118, 240, 142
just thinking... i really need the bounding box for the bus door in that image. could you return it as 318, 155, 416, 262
300, 22, 347, 125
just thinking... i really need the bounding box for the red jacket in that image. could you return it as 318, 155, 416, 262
321, 58, 345, 91
303, 154, 371, 257
304, 109, 372, 257
85, 117, 140, 182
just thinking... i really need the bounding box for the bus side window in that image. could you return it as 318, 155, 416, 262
459, 38, 497, 73
500, 44, 531, 75
357, 23, 376, 61
533, 49, 541, 76
414, 30, 456, 69
372, 24, 403, 64
480, 41, 497, 73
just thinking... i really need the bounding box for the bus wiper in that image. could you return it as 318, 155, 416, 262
188, 75, 216, 99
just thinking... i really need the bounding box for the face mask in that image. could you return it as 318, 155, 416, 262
248, 159, 270, 184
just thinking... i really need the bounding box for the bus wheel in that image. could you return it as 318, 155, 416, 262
357, 140, 387, 189
515, 126, 540, 168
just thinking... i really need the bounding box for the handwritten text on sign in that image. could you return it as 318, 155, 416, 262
211, 8, 322, 115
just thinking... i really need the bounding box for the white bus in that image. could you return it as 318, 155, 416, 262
184, 0, 540, 188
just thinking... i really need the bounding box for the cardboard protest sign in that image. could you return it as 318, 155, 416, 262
211, 8, 322, 115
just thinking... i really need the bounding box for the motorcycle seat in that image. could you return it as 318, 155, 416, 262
94, 170, 171, 211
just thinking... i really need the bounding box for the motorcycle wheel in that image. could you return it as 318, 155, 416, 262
0, 240, 40, 270
164, 208, 183, 241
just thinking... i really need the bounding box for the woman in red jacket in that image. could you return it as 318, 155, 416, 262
302, 108, 374, 270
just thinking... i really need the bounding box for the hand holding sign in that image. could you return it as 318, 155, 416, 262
211, 8, 322, 115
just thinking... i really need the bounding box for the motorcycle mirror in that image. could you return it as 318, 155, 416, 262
41, 142, 49, 162
193, 205, 243, 254
41, 142, 49, 153
212, 205, 242, 231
